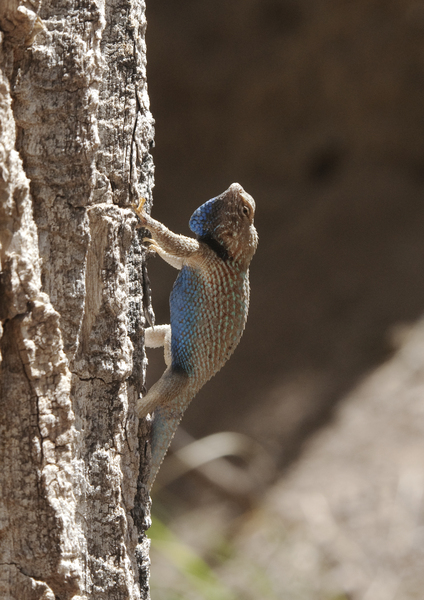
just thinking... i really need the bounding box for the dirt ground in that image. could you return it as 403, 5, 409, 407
222, 320, 424, 599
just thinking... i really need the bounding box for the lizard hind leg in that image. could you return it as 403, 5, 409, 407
136, 366, 193, 489
136, 365, 190, 419
145, 324, 172, 366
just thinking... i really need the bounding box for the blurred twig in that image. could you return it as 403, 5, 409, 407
155, 429, 276, 497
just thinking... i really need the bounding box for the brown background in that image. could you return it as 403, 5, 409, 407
145, 0, 424, 472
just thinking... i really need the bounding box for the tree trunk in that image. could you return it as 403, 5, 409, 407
0, 1, 154, 598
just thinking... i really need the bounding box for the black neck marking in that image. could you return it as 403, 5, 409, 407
199, 234, 230, 262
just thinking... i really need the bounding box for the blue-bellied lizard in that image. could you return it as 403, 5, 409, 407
133, 183, 258, 490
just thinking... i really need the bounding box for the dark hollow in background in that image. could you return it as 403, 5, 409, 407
144, 0, 424, 487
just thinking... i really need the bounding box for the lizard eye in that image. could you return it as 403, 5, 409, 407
242, 205, 250, 218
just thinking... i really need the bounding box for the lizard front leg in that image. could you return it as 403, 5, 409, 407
133, 198, 200, 262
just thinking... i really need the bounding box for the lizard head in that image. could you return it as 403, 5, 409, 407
189, 183, 258, 267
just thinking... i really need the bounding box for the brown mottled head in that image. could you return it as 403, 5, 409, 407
189, 183, 258, 268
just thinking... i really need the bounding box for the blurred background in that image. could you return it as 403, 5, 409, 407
144, 1, 424, 598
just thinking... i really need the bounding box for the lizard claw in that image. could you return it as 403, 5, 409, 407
144, 238, 161, 254
132, 197, 147, 223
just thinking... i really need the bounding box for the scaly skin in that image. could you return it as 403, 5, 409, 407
133, 183, 258, 490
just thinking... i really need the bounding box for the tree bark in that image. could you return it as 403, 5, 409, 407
0, 1, 154, 598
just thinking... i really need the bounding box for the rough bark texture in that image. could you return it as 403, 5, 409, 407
0, 1, 154, 598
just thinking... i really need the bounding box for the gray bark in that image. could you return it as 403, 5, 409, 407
0, 0, 154, 598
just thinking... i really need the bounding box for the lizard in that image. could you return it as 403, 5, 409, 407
132, 182, 258, 490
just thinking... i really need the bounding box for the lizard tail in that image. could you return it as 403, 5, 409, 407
147, 403, 185, 490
